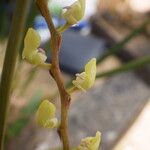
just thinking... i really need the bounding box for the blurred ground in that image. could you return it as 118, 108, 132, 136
4, 56, 150, 150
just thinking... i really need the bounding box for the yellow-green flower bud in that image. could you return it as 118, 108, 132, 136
72, 58, 96, 91
77, 131, 101, 150
22, 28, 50, 67
36, 100, 58, 129
63, 0, 85, 25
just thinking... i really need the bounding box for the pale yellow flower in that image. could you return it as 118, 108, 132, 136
72, 58, 96, 91
36, 100, 58, 129
77, 131, 101, 150
22, 28, 50, 68
63, 0, 85, 25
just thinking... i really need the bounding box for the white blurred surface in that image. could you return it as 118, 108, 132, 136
127, 0, 150, 13
114, 99, 150, 150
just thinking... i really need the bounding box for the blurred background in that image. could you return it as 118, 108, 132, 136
0, 0, 150, 149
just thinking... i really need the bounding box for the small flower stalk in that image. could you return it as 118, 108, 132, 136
36, 100, 58, 128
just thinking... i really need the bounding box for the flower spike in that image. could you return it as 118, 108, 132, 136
77, 131, 101, 150
22, 28, 51, 68
72, 58, 96, 91
63, 0, 85, 26
36, 100, 58, 129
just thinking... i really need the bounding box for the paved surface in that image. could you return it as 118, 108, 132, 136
9, 72, 150, 150
69, 72, 150, 150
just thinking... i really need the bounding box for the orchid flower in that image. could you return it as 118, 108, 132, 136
63, 0, 85, 25
22, 28, 51, 68
72, 58, 96, 91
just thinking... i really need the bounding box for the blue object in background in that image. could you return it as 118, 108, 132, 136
70, 21, 91, 32
47, 30, 107, 74
34, 16, 48, 30
34, 15, 90, 32
34, 15, 107, 74
34, 15, 59, 30
34, 15, 92, 44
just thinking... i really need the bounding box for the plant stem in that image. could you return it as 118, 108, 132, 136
0, 0, 31, 149
57, 23, 70, 33
98, 19, 150, 63
96, 55, 150, 78
36, 0, 71, 149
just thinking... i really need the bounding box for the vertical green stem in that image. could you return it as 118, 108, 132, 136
0, 0, 31, 149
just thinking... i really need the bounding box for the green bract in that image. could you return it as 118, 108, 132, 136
73, 58, 96, 91
77, 131, 101, 150
36, 100, 58, 129
22, 28, 50, 67
63, 0, 85, 25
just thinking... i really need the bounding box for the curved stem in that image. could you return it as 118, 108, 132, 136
36, 0, 71, 149
0, 0, 31, 149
